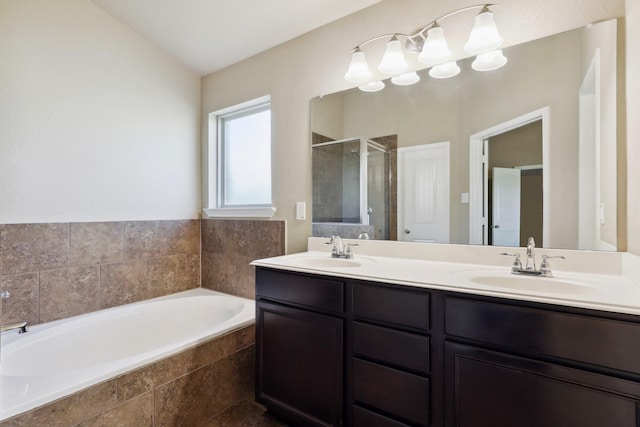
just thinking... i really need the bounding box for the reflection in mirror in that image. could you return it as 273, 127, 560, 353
311, 135, 396, 240
310, 19, 621, 251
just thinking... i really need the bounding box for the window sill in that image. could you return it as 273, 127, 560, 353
203, 207, 277, 219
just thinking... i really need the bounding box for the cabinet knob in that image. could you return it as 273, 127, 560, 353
404, 229, 411, 234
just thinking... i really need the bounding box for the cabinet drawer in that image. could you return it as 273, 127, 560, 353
446, 297, 640, 375
353, 405, 410, 427
353, 358, 430, 426
256, 268, 344, 314
353, 321, 429, 375
352, 282, 429, 331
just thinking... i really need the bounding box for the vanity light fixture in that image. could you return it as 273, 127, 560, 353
344, 3, 506, 92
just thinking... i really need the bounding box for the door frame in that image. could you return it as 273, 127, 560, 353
469, 107, 550, 246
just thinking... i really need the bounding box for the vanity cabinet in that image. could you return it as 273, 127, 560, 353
350, 281, 431, 426
255, 268, 345, 427
444, 296, 640, 427
255, 266, 640, 427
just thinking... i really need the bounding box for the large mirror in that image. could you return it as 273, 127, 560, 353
311, 19, 622, 251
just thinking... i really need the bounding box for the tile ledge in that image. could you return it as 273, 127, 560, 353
203, 207, 276, 219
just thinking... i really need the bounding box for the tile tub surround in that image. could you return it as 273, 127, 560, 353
201, 219, 286, 299
0, 324, 255, 426
0, 220, 201, 327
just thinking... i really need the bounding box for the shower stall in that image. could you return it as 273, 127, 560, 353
312, 137, 390, 240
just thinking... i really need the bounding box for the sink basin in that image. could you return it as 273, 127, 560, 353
454, 269, 601, 295
287, 255, 374, 269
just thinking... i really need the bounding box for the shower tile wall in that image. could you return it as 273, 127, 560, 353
0, 220, 201, 326
201, 219, 286, 299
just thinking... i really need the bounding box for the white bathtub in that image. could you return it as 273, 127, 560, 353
0, 288, 255, 421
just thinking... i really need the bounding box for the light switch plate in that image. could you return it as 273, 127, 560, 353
296, 202, 306, 220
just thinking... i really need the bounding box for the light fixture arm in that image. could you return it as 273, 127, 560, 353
350, 3, 496, 52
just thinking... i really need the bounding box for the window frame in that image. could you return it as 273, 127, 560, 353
203, 95, 276, 218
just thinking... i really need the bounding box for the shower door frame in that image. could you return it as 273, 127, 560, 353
311, 137, 389, 227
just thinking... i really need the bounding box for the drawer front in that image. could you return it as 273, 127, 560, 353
353, 321, 430, 375
352, 282, 429, 331
353, 358, 430, 426
446, 297, 640, 375
353, 405, 411, 427
256, 268, 344, 314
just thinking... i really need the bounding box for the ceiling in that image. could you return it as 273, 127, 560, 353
91, 0, 383, 76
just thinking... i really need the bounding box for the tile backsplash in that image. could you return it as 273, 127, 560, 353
0, 220, 201, 326
1, 218, 287, 327
201, 219, 286, 299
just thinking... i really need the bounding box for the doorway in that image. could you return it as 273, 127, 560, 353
487, 122, 543, 247
469, 107, 550, 247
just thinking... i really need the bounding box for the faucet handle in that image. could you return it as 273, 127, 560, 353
501, 252, 523, 271
540, 254, 565, 265
345, 243, 359, 258
540, 255, 565, 277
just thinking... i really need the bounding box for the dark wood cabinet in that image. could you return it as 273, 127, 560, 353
350, 281, 432, 426
255, 266, 640, 427
445, 342, 640, 427
256, 268, 345, 426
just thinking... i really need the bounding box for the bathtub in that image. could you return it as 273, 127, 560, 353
0, 288, 255, 421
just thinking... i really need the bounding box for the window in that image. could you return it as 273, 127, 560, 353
204, 96, 275, 217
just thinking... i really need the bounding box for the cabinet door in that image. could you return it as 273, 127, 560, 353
257, 300, 344, 427
445, 342, 640, 427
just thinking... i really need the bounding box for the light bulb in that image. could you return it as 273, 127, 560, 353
418, 24, 451, 66
464, 7, 503, 54
344, 49, 373, 83
378, 37, 409, 75
429, 61, 461, 79
359, 81, 385, 92
391, 72, 420, 86
472, 49, 508, 71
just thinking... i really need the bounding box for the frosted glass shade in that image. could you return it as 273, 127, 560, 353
472, 49, 508, 71
464, 9, 503, 54
418, 26, 451, 66
391, 72, 420, 86
344, 50, 373, 83
429, 61, 461, 79
359, 80, 385, 92
378, 38, 409, 75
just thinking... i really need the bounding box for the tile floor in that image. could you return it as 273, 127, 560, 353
203, 400, 288, 426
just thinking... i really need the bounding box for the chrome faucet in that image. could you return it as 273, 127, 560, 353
501, 236, 565, 277
525, 236, 536, 271
326, 235, 357, 259
1, 321, 28, 334
1, 291, 29, 334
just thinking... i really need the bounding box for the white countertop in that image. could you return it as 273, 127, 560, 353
252, 238, 640, 316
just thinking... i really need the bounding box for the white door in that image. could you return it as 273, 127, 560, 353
492, 167, 521, 247
398, 142, 450, 243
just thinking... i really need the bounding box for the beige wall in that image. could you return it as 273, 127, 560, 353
0, 0, 201, 223
628, 0, 640, 254
202, 0, 625, 253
